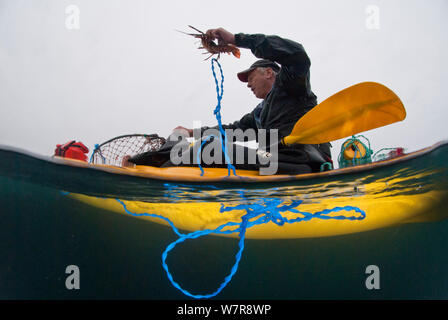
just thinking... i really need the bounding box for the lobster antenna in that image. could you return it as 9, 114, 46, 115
174, 29, 197, 36
188, 25, 205, 34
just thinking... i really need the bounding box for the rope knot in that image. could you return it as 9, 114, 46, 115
265, 210, 287, 226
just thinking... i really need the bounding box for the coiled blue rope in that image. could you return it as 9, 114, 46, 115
115, 194, 366, 299
197, 59, 236, 177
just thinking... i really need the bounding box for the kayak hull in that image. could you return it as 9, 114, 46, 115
1, 141, 447, 239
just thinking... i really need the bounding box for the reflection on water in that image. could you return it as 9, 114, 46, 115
157, 165, 446, 205
0, 142, 447, 206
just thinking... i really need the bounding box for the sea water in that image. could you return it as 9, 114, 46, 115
1, 174, 448, 299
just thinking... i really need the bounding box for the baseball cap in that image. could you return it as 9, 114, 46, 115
237, 59, 280, 82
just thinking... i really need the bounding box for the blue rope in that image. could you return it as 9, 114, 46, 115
197, 59, 237, 177
114, 194, 366, 299
116, 199, 184, 237
89, 144, 105, 164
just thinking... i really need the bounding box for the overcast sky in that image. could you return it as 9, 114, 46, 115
1, 0, 447, 167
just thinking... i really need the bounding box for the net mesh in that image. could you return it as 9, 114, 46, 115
90, 134, 166, 167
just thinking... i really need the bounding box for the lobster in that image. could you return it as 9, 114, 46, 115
177, 25, 241, 60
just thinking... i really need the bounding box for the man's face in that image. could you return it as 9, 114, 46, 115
246, 68, 274, 99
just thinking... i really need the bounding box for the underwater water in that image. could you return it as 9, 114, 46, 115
1, 175, 448, 300
1, 143, 448, 299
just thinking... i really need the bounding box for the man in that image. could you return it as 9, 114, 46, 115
172, 28, 332, 174
130, 28, 332, 174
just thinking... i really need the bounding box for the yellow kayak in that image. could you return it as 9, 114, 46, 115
2, 141, 445, 240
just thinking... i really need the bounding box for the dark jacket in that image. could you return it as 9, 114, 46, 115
201, 33, 332, 171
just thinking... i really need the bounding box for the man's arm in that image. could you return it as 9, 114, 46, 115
235, 33, 313, 98
206, 28, 314, 99
174, 109, 257, 140
200, 109, 257, 138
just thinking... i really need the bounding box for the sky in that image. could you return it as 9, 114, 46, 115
0, 0, 447, 167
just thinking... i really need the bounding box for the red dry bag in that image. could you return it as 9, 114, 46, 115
54, 140, 89, 162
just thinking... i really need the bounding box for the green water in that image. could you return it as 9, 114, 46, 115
1, 176, 448, 299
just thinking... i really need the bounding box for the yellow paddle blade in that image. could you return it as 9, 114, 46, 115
283, 82, 406, 145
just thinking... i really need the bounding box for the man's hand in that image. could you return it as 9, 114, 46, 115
173, 126, 193, 137
205, 28, 235, 46
121, 155, 136, 168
